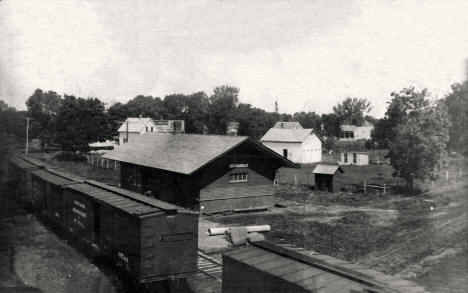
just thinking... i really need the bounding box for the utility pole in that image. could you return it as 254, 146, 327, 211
25, 117, 33, 154
274, 99, 278, 114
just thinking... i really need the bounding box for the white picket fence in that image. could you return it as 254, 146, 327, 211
85, 155, 119, 170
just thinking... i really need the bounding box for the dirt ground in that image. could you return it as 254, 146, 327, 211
207, 178, 468, 293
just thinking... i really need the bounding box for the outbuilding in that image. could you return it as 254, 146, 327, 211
103, 133, 298, 213
339, 151, 369, 166
312, 163, 344, 193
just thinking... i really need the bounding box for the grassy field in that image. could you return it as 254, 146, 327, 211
277, 162, 404, 190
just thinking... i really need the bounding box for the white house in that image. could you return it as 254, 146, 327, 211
260, 127, 323, 164
118, 117, 185, 146
340, 122, 374, 141
118, 117, 158, 145
339, 151, 369, 166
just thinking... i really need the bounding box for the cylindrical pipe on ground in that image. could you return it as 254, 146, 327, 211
208, 225, 270, 236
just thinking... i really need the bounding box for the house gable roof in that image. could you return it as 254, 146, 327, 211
273, 121, 303, 129
103, 133, 298, 175
117, 117, 155, 133
260, 128, 323, 143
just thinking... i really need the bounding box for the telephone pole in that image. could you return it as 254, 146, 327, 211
25, 117, 33, 154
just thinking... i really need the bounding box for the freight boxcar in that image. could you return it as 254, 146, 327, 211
30, 168, 84, 225
63, 180, 198, 284
7, 157, 41, 204
223, 241, 429, 293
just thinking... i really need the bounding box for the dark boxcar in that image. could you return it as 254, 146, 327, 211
63, 180, 198, 284
7, 157, 41, 204
223, 242, 429, 293
30, 168, 83, 225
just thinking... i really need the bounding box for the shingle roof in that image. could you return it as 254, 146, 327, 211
104, 133, 248, 174
313, 163, 344, 175
104, 133, 298, 174
273, 121, 303, 129
117, 117, 154, 133
260, 128, 322, 143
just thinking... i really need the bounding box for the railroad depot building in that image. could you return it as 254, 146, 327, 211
260, 125, 323, 164
104, 133, 298, 213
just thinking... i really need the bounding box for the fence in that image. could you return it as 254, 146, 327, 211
363, 180, 391, 194
84, 155, 119, 170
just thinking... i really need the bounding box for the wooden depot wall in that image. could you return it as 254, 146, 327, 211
120, 139, 291, 213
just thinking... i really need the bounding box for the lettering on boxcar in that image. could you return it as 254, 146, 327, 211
72, 207, 87, 218
73, 200, 86, 209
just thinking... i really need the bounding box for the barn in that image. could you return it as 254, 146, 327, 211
260, 124, 323, 164
313, 163, 344, 193
103, 133, 299, 213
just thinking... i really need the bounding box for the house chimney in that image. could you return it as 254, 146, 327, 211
226, 122, 239, 136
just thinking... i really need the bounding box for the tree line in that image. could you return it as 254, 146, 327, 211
1, 85, 375, 151
1, 82, 467, 188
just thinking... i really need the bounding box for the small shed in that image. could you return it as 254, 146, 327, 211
312, 163, 344, 193
339, 151, 369, 166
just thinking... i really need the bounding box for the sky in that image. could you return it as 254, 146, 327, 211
1, 0, 467, 117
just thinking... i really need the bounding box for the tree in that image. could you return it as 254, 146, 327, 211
56, 95, 111, 152
333, 97, 371, 126
163, 94, 187, 119
0, 100, 24, 138
388, 100, 450, 189
321, 113, 341, 137
184, 92, 210, 134
443, 81, 468, 155
292, 111, 321, 131
125, 95, 164, 119
25, 89, 62, 144
208, 85, 240, 134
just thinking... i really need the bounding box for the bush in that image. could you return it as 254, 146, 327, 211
54, 151, 86, 162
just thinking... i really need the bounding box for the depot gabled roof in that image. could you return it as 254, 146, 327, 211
103, 133, 299, 175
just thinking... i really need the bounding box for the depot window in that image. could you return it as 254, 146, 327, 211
229, 172, 248, 183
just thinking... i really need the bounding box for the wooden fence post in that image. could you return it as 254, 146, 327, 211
114, 160, 117, 170
383, 183, 386, 195
91, 156, 94, 165
106, 160, 109, 169
446, 170, 449, 182
363, 180, 366, 193
460, 167, 462, 179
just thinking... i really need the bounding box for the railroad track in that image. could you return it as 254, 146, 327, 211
196, 250, 223, 281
